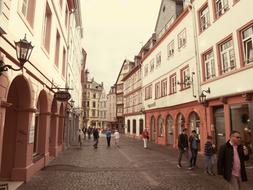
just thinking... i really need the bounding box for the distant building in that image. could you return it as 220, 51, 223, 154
98, 88, 107, 129
123, 56, 145, 138
106, 85, 117, 129
115, 59, 135, 132
83, 77, 104, 128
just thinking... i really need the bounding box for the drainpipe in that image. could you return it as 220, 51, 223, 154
188, 1, 201, 100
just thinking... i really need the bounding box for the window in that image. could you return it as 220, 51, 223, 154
155, 82, 161, 99
133, 120, 136, 134
199, 4, 210, 32
93, 93, 96, 98
242, 25, 253, 64
92, 101, 96, 108
203, 50, 216, 80
54, 31, 60, 67
92, 110, 96, 117
219, 38, 236, 74
87, 101, 89, 107
167, 40, 175, 58
178, 29, 186, 49
156, 52, 161, 67
144, 65, 148, 77
170, 74, 177, 94
158, 116, 164, 137
161, 79, 167, 97
180, 66, 190, 89
150, 59, 154, 72
42, 3, 52, 53
145, 85, 152, 100
62, 48, 66, 76
215, 0, 229, 18
20, 0, 36, 27
127, 120, 130, 133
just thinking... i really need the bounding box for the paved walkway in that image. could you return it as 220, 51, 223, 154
17, 136, 253, 190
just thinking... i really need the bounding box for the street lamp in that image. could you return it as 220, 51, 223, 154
199, 87, 211, 106
0, 34, 34, 76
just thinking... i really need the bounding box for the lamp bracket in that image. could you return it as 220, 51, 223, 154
0, 60, 22, 76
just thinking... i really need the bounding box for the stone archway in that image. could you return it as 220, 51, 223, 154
57, 103, 65, 150
157, 115, 164, 137
0, 75, 32, 180
150, 116, 156, 142
49, 99, 58, 157
166, 114, 174, 145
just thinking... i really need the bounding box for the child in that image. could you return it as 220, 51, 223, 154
204, 136, 215, 175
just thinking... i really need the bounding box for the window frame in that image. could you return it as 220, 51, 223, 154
213, 0, 229, 20
178, 28, 187, 50
155, 82, 161, 99
180, 66, 190, 90
167, 40, 175, 58
201, 48, 216, 81
145, 85, 152, 100
161, 79, 167, 97
156, 52, 162, 67
150, 59, 155, 73
169, 74, 177, 94
216, 35, 236, 75
198, 2, 210, 33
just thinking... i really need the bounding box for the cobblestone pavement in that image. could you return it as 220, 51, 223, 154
18, 136, 253, 190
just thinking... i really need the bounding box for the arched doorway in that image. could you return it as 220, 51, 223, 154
150, 116, 156, 142
166, 115, 174, 145
157, 115, 164, 137
49, 99, 58, 156
176, 113, 185, 136
58, 103, 64, 146
33, 90, 48, 157
139, 119, 144, 136
1, 76, 31, 179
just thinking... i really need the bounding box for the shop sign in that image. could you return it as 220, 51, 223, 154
54, 91, 71, 101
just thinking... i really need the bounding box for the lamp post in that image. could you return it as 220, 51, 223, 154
199, 87, 211, 106
0, 34, 34, 76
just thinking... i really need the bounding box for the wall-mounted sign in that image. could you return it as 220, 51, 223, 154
147, 102, 156, 108
54, 91, 71, 102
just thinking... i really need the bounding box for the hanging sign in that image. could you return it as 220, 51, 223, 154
54, 91, 71, 102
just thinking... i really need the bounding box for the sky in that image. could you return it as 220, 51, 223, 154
82, 0, 161, 92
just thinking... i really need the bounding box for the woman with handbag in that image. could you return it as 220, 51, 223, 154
142, 128, 149, 149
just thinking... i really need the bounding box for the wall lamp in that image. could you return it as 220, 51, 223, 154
0, 34, 34, 76
199, 87, 211, 106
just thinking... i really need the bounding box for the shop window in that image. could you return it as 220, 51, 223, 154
177, 113, 185, 135
230, 104, 252, 155
133, 119, 136, 134
127, 120, 130, 133
158, 116, 164, 137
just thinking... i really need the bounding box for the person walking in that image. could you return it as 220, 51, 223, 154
87, 126, 92, 139
188, 130, 200, 170
93, 128, 99, 149
142, 128, 149, 149
204, 136, 215, 175
217, 130, 249, 190
82, 127, 87, 140
78, 129, 83, 147
177, 128, 189, 168
106, 128, 112, 147
114, 129, 120, 147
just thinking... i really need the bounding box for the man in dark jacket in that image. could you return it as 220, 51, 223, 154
93, 128, 99, 149
188, 130, 200, 169
177, 128, 189, 168
217, 130, 249, 190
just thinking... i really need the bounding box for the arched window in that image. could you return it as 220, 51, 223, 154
167, 115, 174, 135
151, 116, 156, 141
158, 116, 164, 137
177, 113, 185, 135
189, 112, 200, 137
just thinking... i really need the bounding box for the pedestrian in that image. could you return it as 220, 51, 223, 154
106, 128, 112, 147
88, 126, 91, 139
217, 130, 249, 190
114, 129, 120, 147
177, 128, 189, 168
82, 127, 87, 140
204, 136, 215, 175
188, 130, 200, 170
93, 128, 99, 149
78, 129, 83, 147
142, 128, 149, 149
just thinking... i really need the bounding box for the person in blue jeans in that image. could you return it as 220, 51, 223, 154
204, 136, 215, 175
105, 128, 112, 147
188, 130, 200, 170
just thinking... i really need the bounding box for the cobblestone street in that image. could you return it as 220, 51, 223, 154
18, 136, 253, 190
